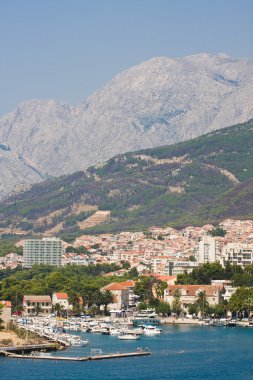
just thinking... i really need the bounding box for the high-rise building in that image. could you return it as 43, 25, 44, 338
23, 238, 63, 268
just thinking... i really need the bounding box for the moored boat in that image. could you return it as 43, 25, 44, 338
118, 334, 139, 340
143, 325, 162, 335
132, 309, 161, 326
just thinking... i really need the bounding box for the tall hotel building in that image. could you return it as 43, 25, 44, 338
23, 238, 63, 268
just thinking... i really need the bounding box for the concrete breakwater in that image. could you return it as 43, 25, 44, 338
2, 350, 151, 361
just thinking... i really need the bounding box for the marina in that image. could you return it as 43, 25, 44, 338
2, 324, 253, 380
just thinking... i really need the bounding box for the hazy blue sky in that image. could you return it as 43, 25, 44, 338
1, 0, 253, 115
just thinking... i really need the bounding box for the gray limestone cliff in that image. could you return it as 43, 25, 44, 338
1, 53, 253, 198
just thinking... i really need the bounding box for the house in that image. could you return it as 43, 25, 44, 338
22, 295, 52, 316
164, 285, 224, 313
0, 300, 12, 325
102, 280, 136, 310
52, 293, 69, 310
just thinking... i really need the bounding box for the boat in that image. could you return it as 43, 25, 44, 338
118, 334, 139, 340
132, 309, 161, 326
143, 325, 162, 335
109, 328, 121, 336
224, 320, 237, 327
68, 336, 89, 346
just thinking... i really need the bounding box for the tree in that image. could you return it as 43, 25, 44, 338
228, 287, 253, 317
33, 304, 42, 316
68, 293, 82, 314
191, 262, 225, 284
188, 303, 198, 316
207, 304, 225, 318
188, 255, 197, 262
172, 289, 182, 315
154, 280, 168, 299
176, 273, 196, 285
53, 303, 64, 317
208, 226, 226, 237
137, 302, 148, 310
100, 290, 114, 315
121, 261, 130, 269
134, 277, 155, 302
81, 288, 99, 309
194, 291, 209, 317
0, 304, 4, 330
127, 267, 139, 278
156, 301, 171, 316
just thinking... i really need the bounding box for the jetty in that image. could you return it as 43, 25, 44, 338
0, 343, 58, 355
1, 350, 151, 361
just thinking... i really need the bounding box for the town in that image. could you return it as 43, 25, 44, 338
1, 218, 253, 328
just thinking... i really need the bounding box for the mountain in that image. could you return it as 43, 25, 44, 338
0, 118, 252, 237
1, 53, 253, 199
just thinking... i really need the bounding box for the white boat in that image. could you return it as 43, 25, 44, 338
118, 334, 139, 340
143, 325, 162, 335
132, 309, 161, 326
68, 336, 89, 346
109, 328, 121, 336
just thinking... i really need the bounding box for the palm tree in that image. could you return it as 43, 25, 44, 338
101, 290, 114, 315
0, 304, 4, 330
0, 318, 4, 331
195, 290, 209, 318
68, 293, 81, 315
33, 304, 42, 316
53, 303, 64, 317
172, 289, 182, 316
82, 289, 98, 310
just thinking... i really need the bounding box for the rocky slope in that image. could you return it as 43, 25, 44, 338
1, 53, 253, 198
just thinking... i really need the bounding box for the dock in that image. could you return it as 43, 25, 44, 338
1, 350, 151, 361
0, 343, 58, 355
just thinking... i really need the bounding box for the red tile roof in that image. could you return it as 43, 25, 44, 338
23, 295, 52, 302
54, 293, 68, 299
103, 280, 135, 291
0, 300, 11, 307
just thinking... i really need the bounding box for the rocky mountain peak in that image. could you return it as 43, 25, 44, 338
1, 53, 253, 199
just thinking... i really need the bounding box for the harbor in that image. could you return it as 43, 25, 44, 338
2, 324, 253, 380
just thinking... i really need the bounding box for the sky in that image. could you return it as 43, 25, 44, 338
1, 0, 253, 116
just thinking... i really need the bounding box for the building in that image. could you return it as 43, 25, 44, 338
102, 280, 136, 310
164, 285, 224, 313
222, 286, 237, 302
22, 295, 52, 316
0, 300, 12, 325
221, 242, 253, 267
198, 235, 224, 264
171, 261, 199, 276
23, 238, 63, 268
52, 293, 69, 310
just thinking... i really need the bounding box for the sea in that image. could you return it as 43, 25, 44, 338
1, 324, 253, 380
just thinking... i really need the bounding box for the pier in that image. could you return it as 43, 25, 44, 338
0, 343, 58, 355
1, 350, 151, 361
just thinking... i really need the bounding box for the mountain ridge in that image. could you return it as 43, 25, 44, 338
1, 53, 253, 199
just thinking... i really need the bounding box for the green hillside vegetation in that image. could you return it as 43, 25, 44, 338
0, 263, 134, 314
0, 119, 253, 238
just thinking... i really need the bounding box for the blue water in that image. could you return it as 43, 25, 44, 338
1, 325, 253, 380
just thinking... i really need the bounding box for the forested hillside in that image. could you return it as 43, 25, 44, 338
0, 119, 252, 238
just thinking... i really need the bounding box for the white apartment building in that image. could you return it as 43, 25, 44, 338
52, 293, 69, 310
198, 235, 224, 264
171, 261, 199, 276
23, 238, 63, 268
221, 242, 253, 267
